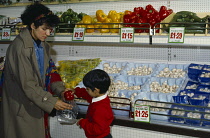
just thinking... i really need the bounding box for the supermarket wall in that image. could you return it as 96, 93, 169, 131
1, 0, 210, 137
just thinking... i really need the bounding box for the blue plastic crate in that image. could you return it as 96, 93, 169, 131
188, 97, 209, 107
188, 73, 200, 82
201, 109, 210, 127
178, 90, 192, 96
153, 63, 189, 78
202, 64, 210, 72
188, 63, 203, 74
114, 75, 149, 89
172, 95, 189, 104
118, 90, 140, 99
198, 71, 210, 85
184, 81, 199, 91
142, 77, 184, 94
95, 60, 128, 75
168, 105, 186, 124
185, 107, 204, 126
196, 85, 210, 94
121, 62, 157, 77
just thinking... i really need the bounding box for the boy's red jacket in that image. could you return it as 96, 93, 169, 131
75, 87, 114, 138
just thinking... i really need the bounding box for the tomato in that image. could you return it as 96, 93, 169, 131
64, 91, 74, 101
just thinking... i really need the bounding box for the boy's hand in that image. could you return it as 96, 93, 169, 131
77, 118, 83, 128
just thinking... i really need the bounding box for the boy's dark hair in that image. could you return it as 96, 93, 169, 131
21, 2, 59, 29
83, 69, 111, 94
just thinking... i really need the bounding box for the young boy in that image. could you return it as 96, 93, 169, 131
74, 69, 114, 138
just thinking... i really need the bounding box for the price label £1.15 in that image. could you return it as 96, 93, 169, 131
120, 27, 134, 43
1, 28, 11, 40
134, 104, 150, 123
168, 27, 185, 43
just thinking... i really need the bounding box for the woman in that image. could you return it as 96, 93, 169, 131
0, 3, 71, 138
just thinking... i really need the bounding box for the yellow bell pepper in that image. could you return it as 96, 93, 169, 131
108, 10, 117, 18
110, 13, 121, 22
110, 22, 119, 33
76, 21, 86, 28
86, 25, 95, 33
92, 17, 98, 23
82, 15, 92, 24
94, 22, 102, 31
96, 10, 107, 22
105, 18, 112, 23
96, 10, 104, 16
100, 25, 109, 33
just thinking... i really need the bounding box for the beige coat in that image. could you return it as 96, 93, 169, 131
0, 28, 65, 138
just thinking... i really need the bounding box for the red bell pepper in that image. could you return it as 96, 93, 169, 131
135, 17, 147, 33
159, 6, 173, 21
134, 7, 144, 17
123, 14, 130, 23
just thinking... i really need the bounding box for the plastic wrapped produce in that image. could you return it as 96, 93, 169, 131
57, 91, 79, 125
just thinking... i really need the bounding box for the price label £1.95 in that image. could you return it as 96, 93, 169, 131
1, 28, 11, 40
168, 27, 185, 43
134, 104, 150, 123
120, 27, 134, 43
72, 27, 85, 41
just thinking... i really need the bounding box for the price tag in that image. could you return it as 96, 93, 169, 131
134, 104, 150, 123
72, 27, 85, 41
120, 27, 134, 43
168, 27, 185, 43
1, 28, 11, 40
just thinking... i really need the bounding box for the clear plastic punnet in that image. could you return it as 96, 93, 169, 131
57, 91, 79, 125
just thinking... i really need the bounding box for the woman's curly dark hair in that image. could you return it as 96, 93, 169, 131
21, 2, 59, 29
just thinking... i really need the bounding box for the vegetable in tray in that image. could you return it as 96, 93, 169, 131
164, 11, 209, 34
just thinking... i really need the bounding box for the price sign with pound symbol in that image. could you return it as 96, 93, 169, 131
1, 28, 11, 40
72, 27, 85, 41
120, 27, 134, 43
168, 27, 185, 43
134, 104, 150, 123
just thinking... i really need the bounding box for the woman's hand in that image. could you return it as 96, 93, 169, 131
54, 99, 72, 110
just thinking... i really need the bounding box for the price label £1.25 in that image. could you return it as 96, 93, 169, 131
120, 27, 134, 43
1, 28, 11, 40
168, 27, 185, 43
134, 104, 150, 123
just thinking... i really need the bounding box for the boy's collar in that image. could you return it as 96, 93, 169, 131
92, 93, 107, 103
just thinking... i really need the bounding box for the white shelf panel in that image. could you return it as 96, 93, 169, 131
152, 36, 210, 46
47, 35, 150, 44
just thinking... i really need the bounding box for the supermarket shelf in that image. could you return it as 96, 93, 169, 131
1, 34, 210, 46
75, 98, 210, 137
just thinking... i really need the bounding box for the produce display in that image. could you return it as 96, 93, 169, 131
56, 4, 174, 34
2, 3, 210, 35
73, 60, 210, 127
56, 8, 87, 33
123, 5, 173, 33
